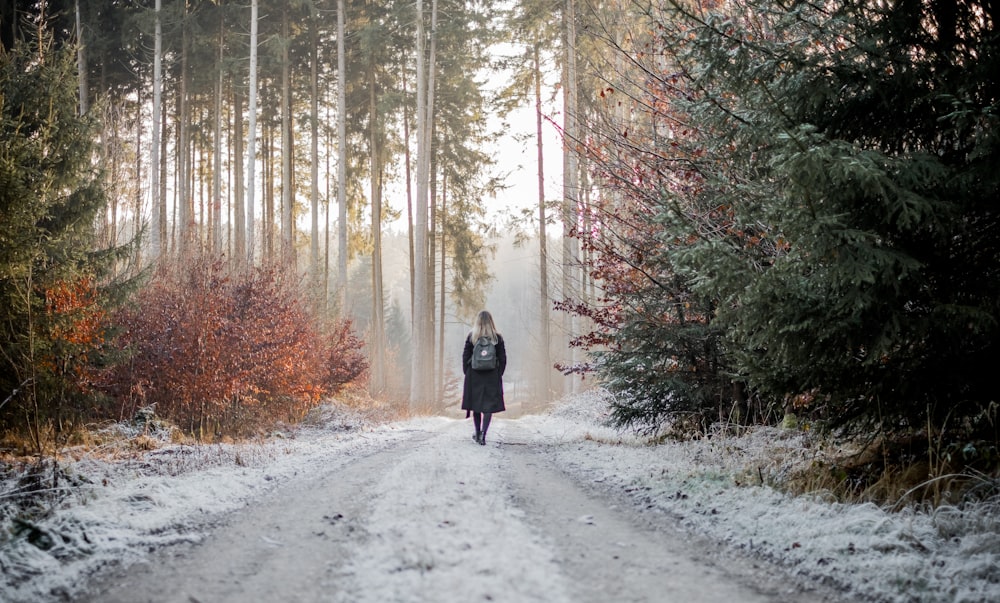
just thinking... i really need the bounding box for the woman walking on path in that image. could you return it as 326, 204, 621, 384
462, 310, 506, 445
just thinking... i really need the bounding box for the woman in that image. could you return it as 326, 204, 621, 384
462, 310, 506, 445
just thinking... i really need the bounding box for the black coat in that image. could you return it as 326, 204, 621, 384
461, 334, 506, 414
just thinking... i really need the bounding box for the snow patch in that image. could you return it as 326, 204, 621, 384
330, 418, 574, 603
0, 412, 414, 603
522, 389, 1000, 603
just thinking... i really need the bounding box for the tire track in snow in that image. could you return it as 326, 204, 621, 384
80, 427, 440, 603
330, 419, 574, 603
82, 420, 573, 603
500, 422, 829, 603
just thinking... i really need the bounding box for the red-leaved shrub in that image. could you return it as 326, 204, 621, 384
102, 258, 367, 436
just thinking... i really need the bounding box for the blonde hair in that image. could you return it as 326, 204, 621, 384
471, 310, 499, 344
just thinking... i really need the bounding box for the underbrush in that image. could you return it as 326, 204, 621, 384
781, 434, 1000, 510
673, 425, 1000, 513
1, 409, 224, 531
670, 423, 1000, 511
572, 388, 1000, 511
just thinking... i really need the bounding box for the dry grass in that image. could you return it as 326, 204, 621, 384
314, 384, 436, 425
781, 434, 1000, 508
638, 411, 1000, 510
131, 434, 159, 451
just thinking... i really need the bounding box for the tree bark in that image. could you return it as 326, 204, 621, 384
428, 127, 437, 386
161, 91, 169, 254
149, 0, 163, 261
213, 14, 224, 255
310, 15, 320, 293
411, 0, 434, 405
403, 68, 415, 325
561, 0, 579, 394
369, 62, 386, 395
281, 9, 295, 267
336, 0, 348, 312
233, 79, 246, 262
264, 120, 275, 262
534, 41, 551, 400
178, 2, 191, 255
75, 0, 87, 115
245, 0, 259, 265
437, 169, 447, 401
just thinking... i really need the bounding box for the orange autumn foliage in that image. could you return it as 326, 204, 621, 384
42, 276, 107, 392
101, 259, 367, 435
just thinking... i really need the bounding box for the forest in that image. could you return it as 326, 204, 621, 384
1, 0, 998, 494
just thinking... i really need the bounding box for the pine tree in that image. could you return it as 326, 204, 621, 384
574, 0, 999, 436
625, 0, 999, 433
0, 39, 113, 438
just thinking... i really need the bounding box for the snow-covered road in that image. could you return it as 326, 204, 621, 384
79, 419, 833, 603
7, 390, 994, 602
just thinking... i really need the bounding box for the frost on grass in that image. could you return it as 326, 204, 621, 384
526, 389, 1000, 603
0, 404, 398, 603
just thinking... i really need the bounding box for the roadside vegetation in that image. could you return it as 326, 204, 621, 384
559, 0, 1000, 508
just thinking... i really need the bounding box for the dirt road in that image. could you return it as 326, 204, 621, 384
81, 419, 842, 603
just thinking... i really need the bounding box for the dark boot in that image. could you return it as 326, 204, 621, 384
473, 430, 481, 443
479, 431, 487, 445
480, 413, 491, 446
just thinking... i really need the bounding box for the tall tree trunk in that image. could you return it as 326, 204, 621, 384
325, 100, 332, 311
424, 0, 441, 393
74, 0, 87, 115
411, 0, 432, 405
233, 80, 246, 262
428, 128, 437, 384
403, 67, 414, 324
171, 104, 178, 250
265, 121, 274, 262
160, 93, 169, 254
561, 0, 579, 395
109, 122, 118, 248
134, 82, 146, 268
369, 66, 386, 395
437, 172, 447, 401
534, 41, 551, 400
150, 0, 163, 261
245, 0, 259, 265
134, 96, 144, 269
227, 121, 233, 256
310, 15, 320, 294
198, 126, 207, 247
426, 0, 439, 358
280, 9, 295, 267
212, 15, 224, 255
336, 0, 348, 313
580, 134, 593, 301
178, 3, 191, 256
